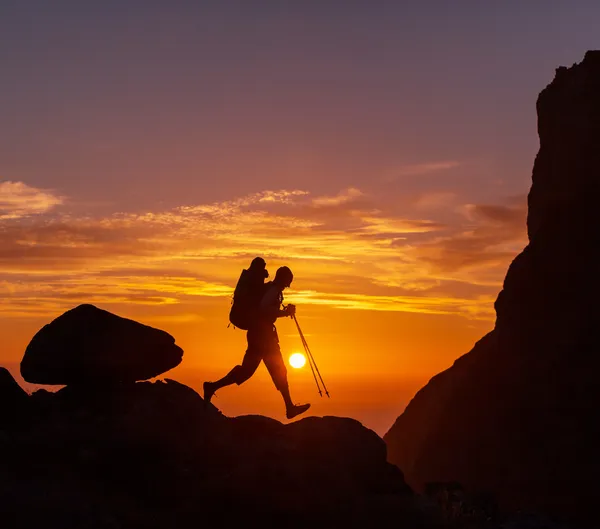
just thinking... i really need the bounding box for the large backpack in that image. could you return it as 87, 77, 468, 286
229, 269, 269, 330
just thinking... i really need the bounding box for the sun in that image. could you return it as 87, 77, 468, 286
289, 352, 306, 369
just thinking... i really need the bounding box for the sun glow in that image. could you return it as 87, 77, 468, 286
289, 352, 306, 369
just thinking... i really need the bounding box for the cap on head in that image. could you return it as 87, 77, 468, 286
275, 266, 293, 287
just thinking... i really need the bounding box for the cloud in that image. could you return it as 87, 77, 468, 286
463, 202, 526, 228
385, 161, 460, 181
412, 191, 457, 210
289, 289, 495, 319
0, 187, 527, 321
312, 188, 364, 207
356, 217, 444, 236
0, 181, 64, 219
415, 197, 528, 279
177, 189, 309, 216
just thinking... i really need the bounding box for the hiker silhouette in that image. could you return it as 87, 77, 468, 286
204, 261, 311, 420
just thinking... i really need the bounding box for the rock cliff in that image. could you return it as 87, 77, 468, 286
384, 51, 600, 526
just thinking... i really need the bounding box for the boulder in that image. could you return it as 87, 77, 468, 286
20, 304, 183, 385
384, 50, 600, 526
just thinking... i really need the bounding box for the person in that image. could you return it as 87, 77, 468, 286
204, 265, 310, 420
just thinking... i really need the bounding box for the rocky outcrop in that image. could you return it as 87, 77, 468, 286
6, 305, 426, 527
0, 367, 30, 426
0, 379, 420, 529
20, 304, 183, 384
384, 50, 600, 526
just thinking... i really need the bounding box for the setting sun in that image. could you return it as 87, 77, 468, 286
289, 352, 306, 369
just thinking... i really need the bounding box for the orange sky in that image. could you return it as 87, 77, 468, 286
3, 3, 599, 434
0, 183, 523, 434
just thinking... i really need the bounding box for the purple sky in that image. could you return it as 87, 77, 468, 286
2, 2, 599, 213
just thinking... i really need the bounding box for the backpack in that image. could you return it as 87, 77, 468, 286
229, 269, 269, 330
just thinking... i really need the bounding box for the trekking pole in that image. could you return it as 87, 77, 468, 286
302, 331, 323, 397
292, 315, 322, 397
292, 314, 330, 398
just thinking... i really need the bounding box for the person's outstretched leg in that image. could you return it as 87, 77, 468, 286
203, 339, 261, 405
263, 332, 310, 420
203, 365, 242, 404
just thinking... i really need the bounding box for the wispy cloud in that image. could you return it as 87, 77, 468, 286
0, 185, 526, 321
415, 197, 527, 284
0, 181, 64, 219
384, 161, 461, 181
290, 289, 496, 319
312, 187, 364, 207
412, 191, 457, 210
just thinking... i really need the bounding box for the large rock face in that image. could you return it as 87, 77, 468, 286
21, 304, 183, 384
384, 50, 600, 525
0, 379, 420, 529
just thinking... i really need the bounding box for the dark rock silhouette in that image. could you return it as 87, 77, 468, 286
20, 304, 183, 384
384, 50, 600, 526
0, 378, 421, 529
0, 367, 30, 425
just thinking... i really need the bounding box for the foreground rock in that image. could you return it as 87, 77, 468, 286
384, 50, 600, 527
0, 379, 422, 529
0, 367, 30, 426
20, 304, 183, 384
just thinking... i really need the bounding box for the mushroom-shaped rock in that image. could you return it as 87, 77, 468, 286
20, 304, 183, 385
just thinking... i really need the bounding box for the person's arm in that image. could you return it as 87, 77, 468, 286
260, 287, 289, 320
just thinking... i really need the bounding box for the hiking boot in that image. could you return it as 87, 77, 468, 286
286, 403, 310, 420
203, 381, 216, 406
